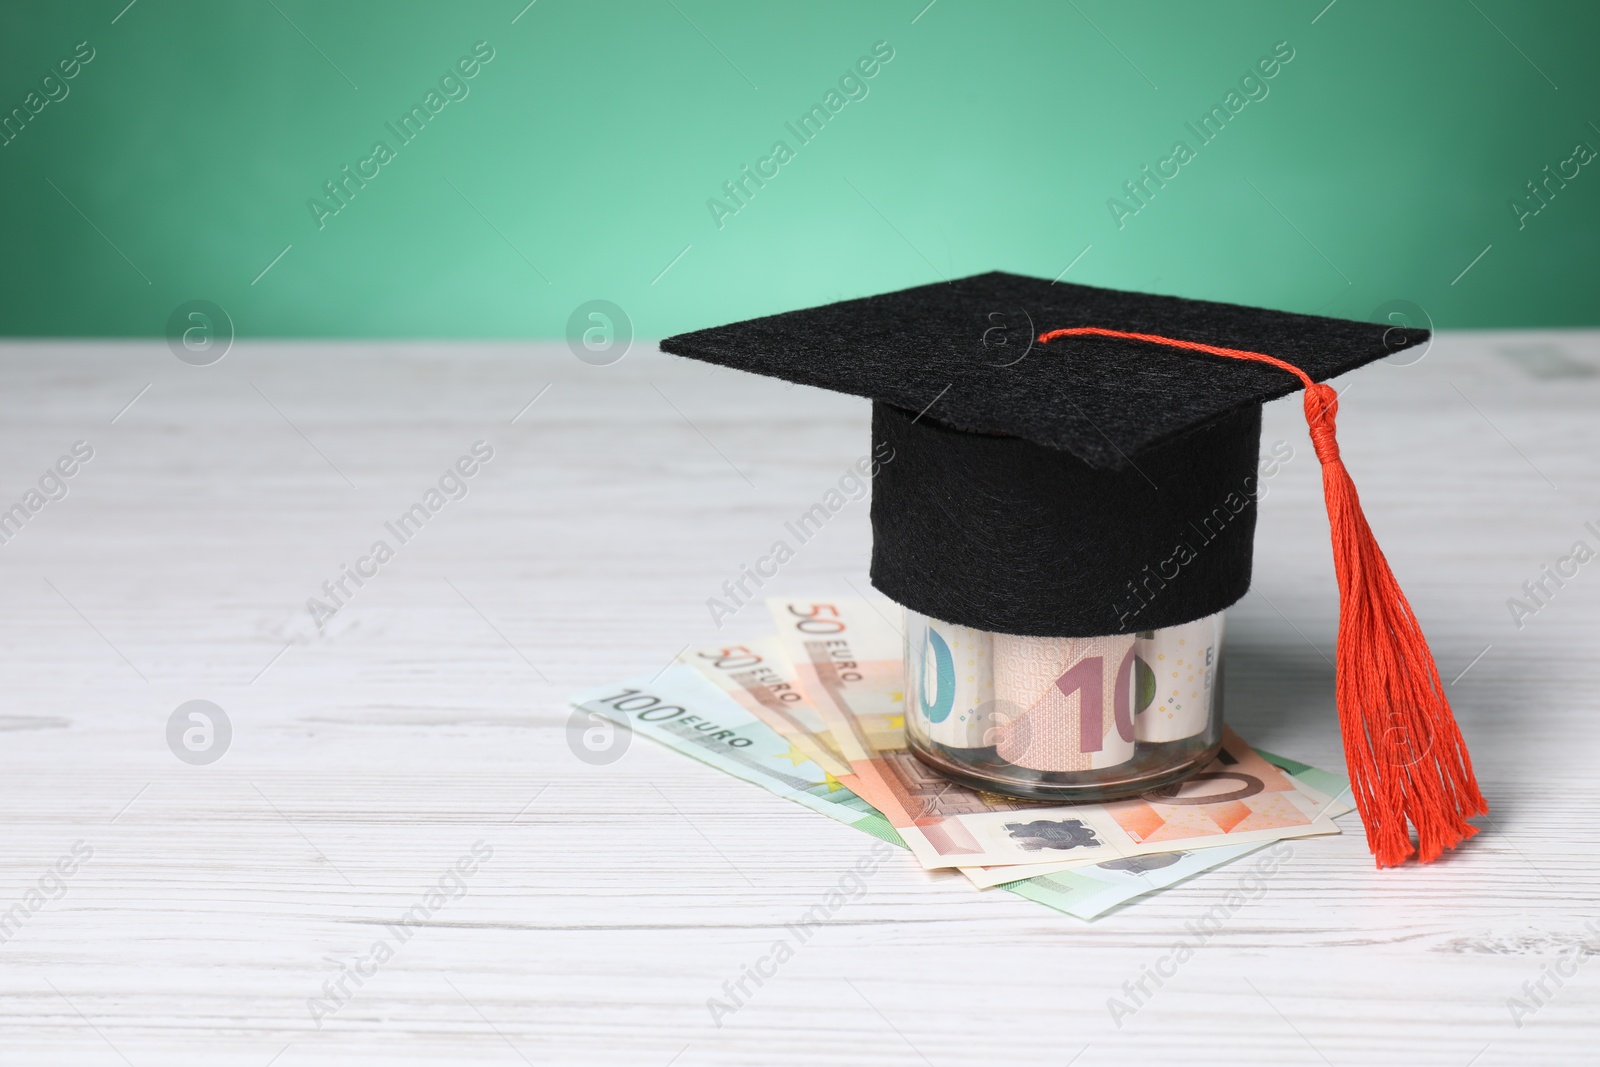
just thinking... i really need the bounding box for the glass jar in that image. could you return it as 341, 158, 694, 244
904, 610, 1225, 802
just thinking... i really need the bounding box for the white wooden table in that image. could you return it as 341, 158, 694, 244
0, 331, 1596, 1065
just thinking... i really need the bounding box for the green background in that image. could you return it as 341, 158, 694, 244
0, 0, 1595, 339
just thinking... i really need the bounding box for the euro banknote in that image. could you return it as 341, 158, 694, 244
959, 761, 1353, 888
678, 636, 853, 778
571, 666, 892, 839
762, 597, 905, 767
570, 663, 1352, 920
766, 596, 1343, 871
1009, 754, 1353, 917
1005, 839, 1286, 920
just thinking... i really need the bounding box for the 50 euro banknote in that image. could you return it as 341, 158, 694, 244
569, 662, 1352, 920
766, 596, 1344, 871
677, 636, 853, 779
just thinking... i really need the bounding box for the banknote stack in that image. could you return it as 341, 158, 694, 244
570, 597, 1355, 920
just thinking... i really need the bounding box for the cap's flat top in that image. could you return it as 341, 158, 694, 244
659, 272, 1427, 469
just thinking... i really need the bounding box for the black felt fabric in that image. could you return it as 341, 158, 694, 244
661, 275, 1423, 636
869, 401, 1261, 637
659, 271, 1427, 470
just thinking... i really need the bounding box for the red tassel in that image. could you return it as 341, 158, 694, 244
1039, 326, 1487, 866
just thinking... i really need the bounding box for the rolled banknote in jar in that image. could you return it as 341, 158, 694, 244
907, 614, 996, 749
993, 633, 1137, 772
1135, 612, 1224, 743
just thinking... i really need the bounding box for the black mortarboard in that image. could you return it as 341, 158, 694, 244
662, 271, 1486, 869
662, 271, 1427, 470
663, 271, 1422, 638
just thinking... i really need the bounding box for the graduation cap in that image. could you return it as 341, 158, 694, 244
660, 271, 1485, 867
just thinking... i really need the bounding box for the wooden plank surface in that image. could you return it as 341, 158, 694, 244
0, 331, 1596, 1065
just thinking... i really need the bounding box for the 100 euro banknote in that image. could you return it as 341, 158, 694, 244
571, 667, 892, 839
